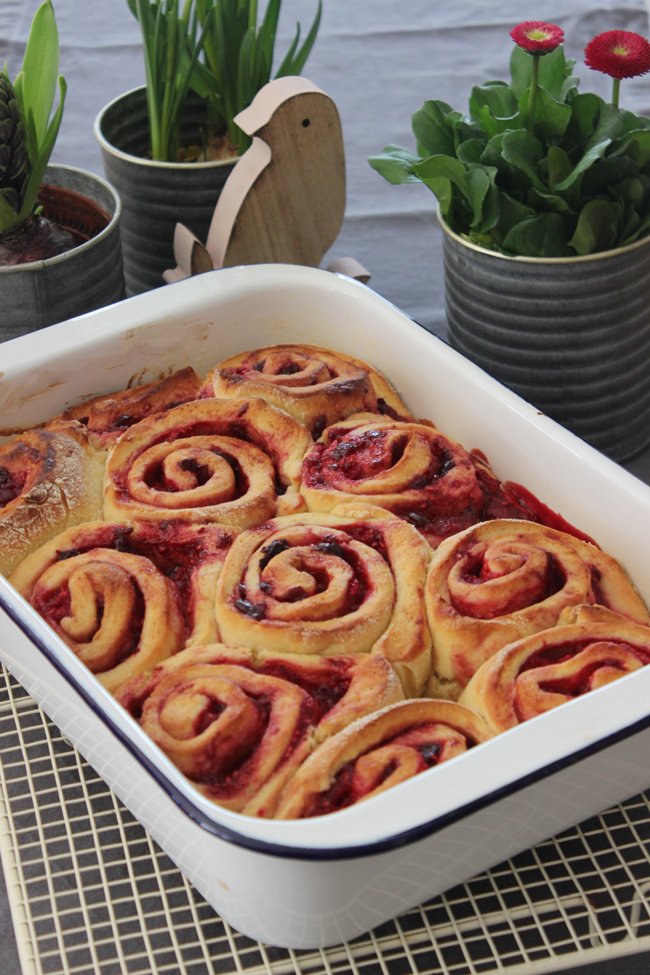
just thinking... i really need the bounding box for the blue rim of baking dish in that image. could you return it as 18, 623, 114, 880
3, 588, 650, 862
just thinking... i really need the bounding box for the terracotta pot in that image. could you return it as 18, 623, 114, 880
441, 215, 650, 463
94, 87, 236, 296
1, 164, 124, 342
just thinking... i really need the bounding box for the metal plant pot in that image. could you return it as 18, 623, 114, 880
94, 87, 236, 296
441, 216, 650, 463
1, 164, 124, 343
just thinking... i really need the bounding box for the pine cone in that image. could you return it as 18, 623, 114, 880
0, 74, 29, 216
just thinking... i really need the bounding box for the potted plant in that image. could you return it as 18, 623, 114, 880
94, 0, 321, 296
369, 22, 650, 463
1, 0, 124, 341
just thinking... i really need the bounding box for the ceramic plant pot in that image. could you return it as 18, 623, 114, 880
441, 217, 650, 463
94, 87, 236, 296
1, 164, 124, 343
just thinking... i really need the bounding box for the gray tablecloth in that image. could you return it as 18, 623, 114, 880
1, 1, 650, 972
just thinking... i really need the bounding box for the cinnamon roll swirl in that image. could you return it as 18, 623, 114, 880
10, 520, 238, 690
459, 606, 650, 733
214, 504, 432, 696
203, 344, 411, 436
54, 367, 202, 449
116, 643, 403, 816
275, 698, 491, 819
103, 397, 311, 529
425, 520, 650, 696
300, 415, 547, 547
0, 423, 105, 578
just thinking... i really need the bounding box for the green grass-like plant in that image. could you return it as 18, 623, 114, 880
192, 0, 322, 155
127, 0, 212, 162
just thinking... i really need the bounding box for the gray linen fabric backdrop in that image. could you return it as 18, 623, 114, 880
1, 1, 650, 972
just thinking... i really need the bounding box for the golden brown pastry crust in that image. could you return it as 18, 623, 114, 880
425, 519, 650, 693
274, 698, 492, 819
214, 503, 433, 696
116, 642, 404, 816
0, 423, 105, 578
459, 606, 650, 733
203, 344, 411, 435
103, 397, 311, 529
53, 366, 202, 448
10, 520, 239, 691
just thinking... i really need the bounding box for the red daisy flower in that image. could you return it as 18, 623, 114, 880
510, 21, 564, 54
584, 30, 650, 80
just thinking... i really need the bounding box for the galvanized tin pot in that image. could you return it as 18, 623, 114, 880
1, 164, 124, 343
94, 87, 235, 297
441, 217, 650, 463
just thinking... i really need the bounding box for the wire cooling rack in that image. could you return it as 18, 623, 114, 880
2, 664, 650, 975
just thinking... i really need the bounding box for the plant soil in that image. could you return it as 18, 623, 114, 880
0, 183, 110, 267
0, 216, 83, 267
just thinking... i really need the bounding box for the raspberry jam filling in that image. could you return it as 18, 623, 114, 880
260, 658, 352, 720
521, 639, 650, 676
305, 737, 439, 817
201, 693, 315, 800
237, 533, 370, 618
454, 549, 565, 611
33, 584, 146, 665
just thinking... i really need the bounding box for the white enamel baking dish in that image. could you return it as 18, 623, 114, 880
1, 264, 650, 949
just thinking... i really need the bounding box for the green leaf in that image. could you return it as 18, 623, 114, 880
547, 146, 572, 188
0, 191, 21, 234
411, 100, 456, 157
464, 165, 493, 229
469, 82, 517, 124
456, 139, 484, 164
14, 0, 61, 167
275, 0, 322, 76
509, 44, 575, 101
614, 129, 650, 168
476, 104, 521, 138
502, 213, 572, 256
553, 139, 611, 191
17, 75, 67, 223
368, 145, 422, 184
413, 154, 469, 220
527, 186, 574, 215
569, 92, 602, 143
569, 199, 620, 254
518, 85, 571, 141
491, 191, 535, 245
500, 129, 546, 192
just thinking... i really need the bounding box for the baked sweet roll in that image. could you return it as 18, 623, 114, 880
214, 503, 432, 696
459, 606, 650, 733
10, 520, 239, 692
299, 415, 558, 548
274, 698, 491, 819
116, 643, 404, 816
103, 397, 311, 529
52, 367, 202, 449
0, 423, 105, 578
425, 519, 650, 698
202, 344, 411, 436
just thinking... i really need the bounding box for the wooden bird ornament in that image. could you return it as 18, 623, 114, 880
164, 76, 369, 283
